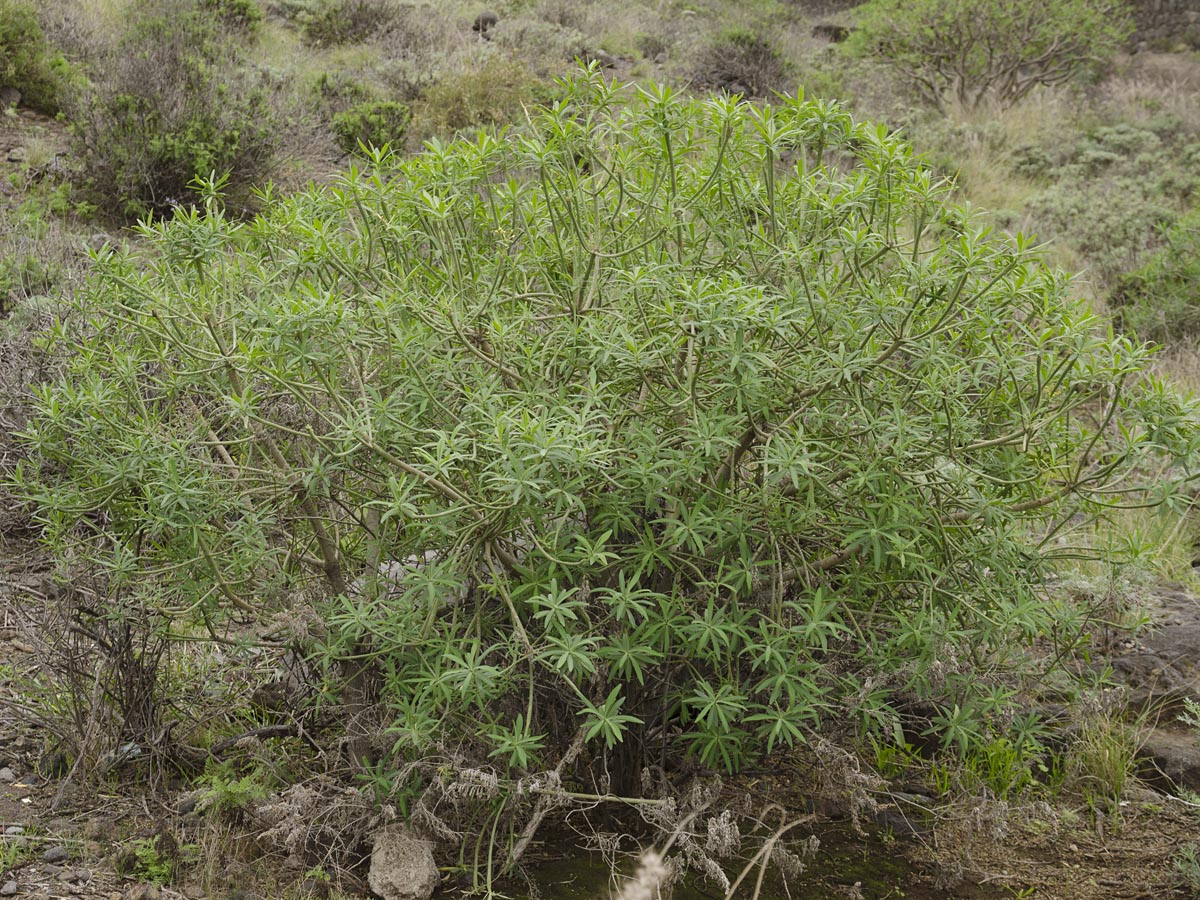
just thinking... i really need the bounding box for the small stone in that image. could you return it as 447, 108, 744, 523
0, 881, 16, 896
69, 869, 92, 883
368, 825, 438, 900
6, 147, 25, 164
123, 884, 161, 900
4, 826, 23, 836
43, 845, 70, 863
0, 767, 14, 781
44, 864, 63, 877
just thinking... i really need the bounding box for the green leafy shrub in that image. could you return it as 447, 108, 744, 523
331, 100, 411, 154
300, 0, 402, 46
850, 0, 1134, 111
200, 0, 264, 35
692, 29, 791, 98
314, 71, 377, 109
14, 72, 1199, 865
120, 836, 197, 886
0, 0, 72, 114
1111, 206, 1200, 342
69, 0, 278, 219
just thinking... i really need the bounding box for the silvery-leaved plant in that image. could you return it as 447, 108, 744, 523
14, 66, 1200, 870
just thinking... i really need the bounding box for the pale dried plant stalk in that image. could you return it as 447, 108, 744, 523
614, 851, 668, 900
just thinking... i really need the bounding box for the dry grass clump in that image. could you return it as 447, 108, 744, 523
411, 54, 548, 138
490, 18, 591, 75
34, 0, 129, 61
1153, 344, 1200, 398
371, 3, 465, 76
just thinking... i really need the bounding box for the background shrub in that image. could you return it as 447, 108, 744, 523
200, 0, 265, 36
331, 100, 411, 154
0, 0, 72, 114
1020, 121, 1194, 287
491, 20, 592, 76
300, 0, 402, 47
414, 57, 547, 136
691, 29, 792, 97
850, 0, 1134, 111
70, 0, 278, 219
1111, 207, 1200, 341
0, 254, 60, 318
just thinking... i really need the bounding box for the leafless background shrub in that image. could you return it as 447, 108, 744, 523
691, 29, 793, 97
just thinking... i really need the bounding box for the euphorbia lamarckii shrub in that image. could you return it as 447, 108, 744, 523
15, 70, 1198, 863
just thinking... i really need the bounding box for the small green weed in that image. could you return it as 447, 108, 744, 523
965, 737, 1041, 799
871, 738, 919, 780
126, 836, 198, 886
0, 833, 36, 874
1067, 716, 1143, 822
130, 838, 172, 885
1183, 698, 1200, 731
196, 766, 272, 816
1172, 843, 1200, 897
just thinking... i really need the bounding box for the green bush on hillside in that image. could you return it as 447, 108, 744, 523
300, 0, 402, 46
851, 0, 1134, 111
0, 0, 72, 114
200, 0, 265, 35
331, 100, 411, 154
15, 71, 1199, 864
70, 0, 277, 219
1111, 207, 1200, 341
1020, 122, 1195, 287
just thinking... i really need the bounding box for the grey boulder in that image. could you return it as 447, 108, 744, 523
368, 825, 438, 900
